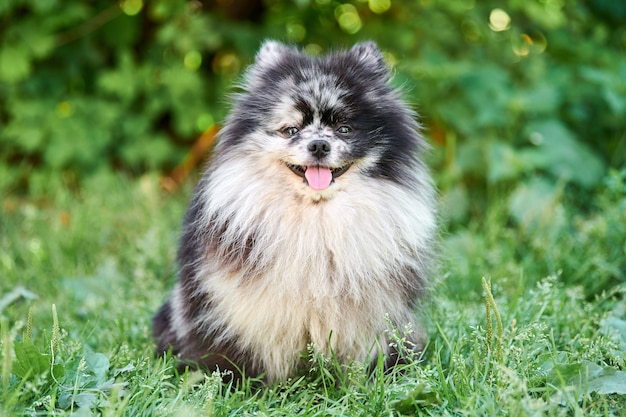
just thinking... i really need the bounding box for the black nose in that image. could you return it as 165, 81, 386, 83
307, 140, 331, 159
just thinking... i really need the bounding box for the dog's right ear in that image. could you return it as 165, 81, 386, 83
349, 41, 390, 80
350, 42, 385, 66
256, 40, 292, 68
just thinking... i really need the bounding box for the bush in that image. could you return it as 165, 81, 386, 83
1, 0, 625, 217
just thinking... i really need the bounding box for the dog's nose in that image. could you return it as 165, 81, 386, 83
307, 140, 331, 159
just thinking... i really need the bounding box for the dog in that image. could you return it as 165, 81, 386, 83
153, 41, 437, 383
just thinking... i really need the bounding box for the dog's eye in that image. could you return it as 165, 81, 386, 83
281, 126, 299, 137
337, 125, 353, 135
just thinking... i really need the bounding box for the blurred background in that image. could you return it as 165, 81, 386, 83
1, 0, 625, 293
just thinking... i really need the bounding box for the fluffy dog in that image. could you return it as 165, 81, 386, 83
153, 41, 437, 383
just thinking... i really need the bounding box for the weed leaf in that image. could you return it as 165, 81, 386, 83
12, 338, 51, 379
12, 337, 66, 381
391, 383, 440, 414
587, 367, 626, 395
74, 392, 98, 409
547, 361, 626, 397
601, 315, 626, 345
83, 345, 110, 386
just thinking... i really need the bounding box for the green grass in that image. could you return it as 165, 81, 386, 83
1, 171, 625, 416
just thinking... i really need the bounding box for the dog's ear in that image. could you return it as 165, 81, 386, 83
255, 40, 293, 68
350, 41, 389, 78
244, 40, 294, 89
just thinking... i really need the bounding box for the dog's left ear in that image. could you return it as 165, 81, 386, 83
256, 40, 293, 68
350, 42, 389, 77
246, 40, 294, 88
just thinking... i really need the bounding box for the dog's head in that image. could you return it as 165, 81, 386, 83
216, 41, 425, 201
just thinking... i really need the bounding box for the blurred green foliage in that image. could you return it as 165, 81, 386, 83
1, 0, 625, 219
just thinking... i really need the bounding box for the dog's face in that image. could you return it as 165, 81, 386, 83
217, 41, 422, 201
265, 70, 364, 193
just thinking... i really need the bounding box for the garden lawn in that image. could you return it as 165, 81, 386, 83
1, 172, 625, 416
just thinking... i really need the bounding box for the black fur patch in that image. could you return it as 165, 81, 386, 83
153, 301, 179, 356
177, 329, 260, 381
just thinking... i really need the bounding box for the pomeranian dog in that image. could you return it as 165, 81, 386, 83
153, 41, 437, 383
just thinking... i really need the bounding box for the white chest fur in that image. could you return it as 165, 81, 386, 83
170, 159, 435, 380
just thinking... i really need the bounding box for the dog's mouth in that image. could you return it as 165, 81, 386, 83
285, 163, 352, 190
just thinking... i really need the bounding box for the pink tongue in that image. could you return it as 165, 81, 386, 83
305, 166, 333, 190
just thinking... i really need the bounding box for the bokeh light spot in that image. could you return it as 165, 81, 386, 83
304, 43, 323, 56
56, 101, 74, 118
489, 8, 511, 32
212, 53, 241, 77
184, 50, 202, 71
369, 0, 391, 14
512, 34, 532, 57
120, 0, 143, 16
286, 21, 306, 42
335, 4, 362, 34
196, 113, 215, 131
